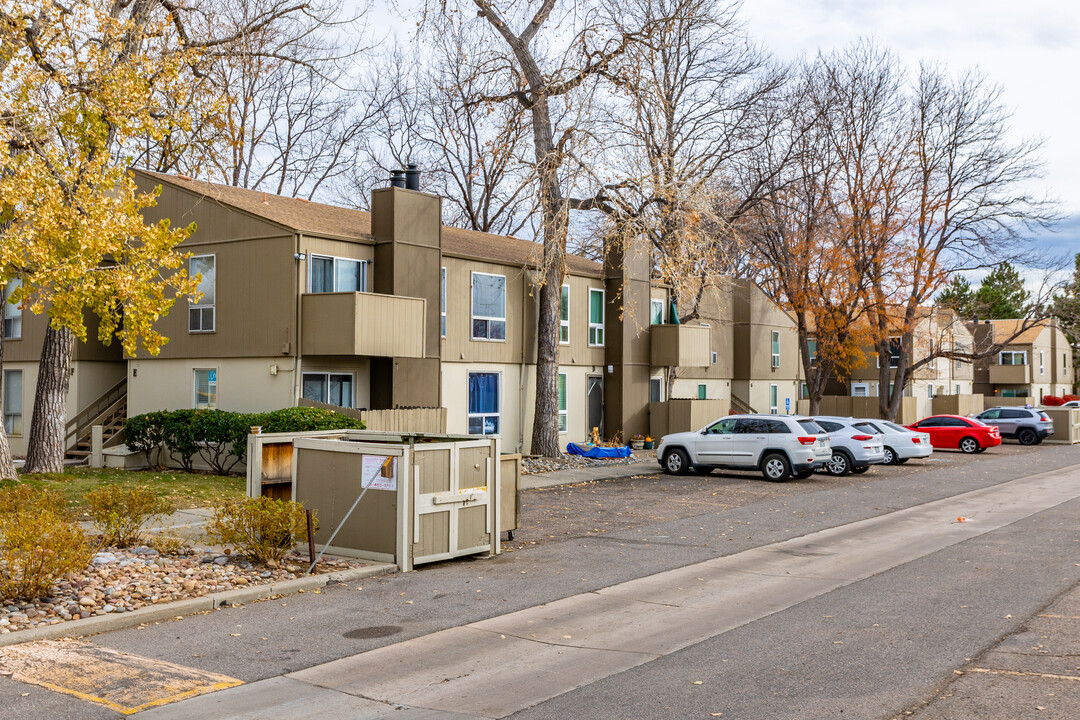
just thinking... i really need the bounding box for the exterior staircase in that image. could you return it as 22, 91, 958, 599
730, 393, 756, 415
65, 378, 127, 462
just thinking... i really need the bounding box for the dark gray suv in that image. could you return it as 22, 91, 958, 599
973, 407, 1054, 445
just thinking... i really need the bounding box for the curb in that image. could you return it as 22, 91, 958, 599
0, 563, 396, 648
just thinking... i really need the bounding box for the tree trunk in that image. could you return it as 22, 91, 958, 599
24, 325, 75, 474
0, 307, 16, 479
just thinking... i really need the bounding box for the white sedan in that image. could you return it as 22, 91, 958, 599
855, 419, 933, 465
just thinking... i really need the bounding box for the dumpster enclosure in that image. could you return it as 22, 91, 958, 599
246, 430, 519, 571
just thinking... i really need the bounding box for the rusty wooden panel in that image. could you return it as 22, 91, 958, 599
260, 442, 294, 482
261, 483, 292, 502
457, 504, 489, 551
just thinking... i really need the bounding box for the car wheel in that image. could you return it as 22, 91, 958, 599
882, 446, 897, 465
663, 449, 690, 475
825, 451, 851, 476
852, 466, 869, 474
793, 469, 814, 480
1017, 428, 1038, 446
896, 457, 910, 464
959, 436, 980, 454
761, 453, 791, 482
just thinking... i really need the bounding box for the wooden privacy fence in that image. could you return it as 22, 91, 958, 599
932, 394, 984, 418
650, 399, 731, 438
797, 396, 918, 425
1040, 408, 1080, 444
298, 398, 447, 434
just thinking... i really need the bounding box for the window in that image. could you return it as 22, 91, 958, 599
807, 338, 817, 367
189, 255, 215, 332
999, 351, 1026, 366
650, 377, 663, 403
194, 368, 217, 409
927, 384, 933, 399
955, 384, 961, 395
853, 422, 879, 434
310, 254, 367, 293
588, 289, 605, 346
3, 279, 21, 339
302, 372, 354, 408
440, 267, 446, 338
711, 351, 717, 365
888, 337, 901, 368
1040, 351, 1045, 375
735, 418, 768, 434
769, 384, 778, 414
697, 384, 706, 400
650, 299, 665, 325
706, 418, 736, 434
3, 369, 21, 436
818, 420, 843, 432
560, 285, 570, 344
558, 373, 568, 432
1064, 352, 1068, 369
800, 382, 808, 400
798, 419, 825, 434
852, 383, 869, 397
468, 372, 500, 434
471, 273, 506, 341
766, 419, 791, 433
771, 331, 780, 368
955, 358, 962, 370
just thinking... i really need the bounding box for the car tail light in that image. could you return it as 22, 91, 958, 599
851, 435, 873, 441
912, 437, 921, 444
798, 436, 818, 445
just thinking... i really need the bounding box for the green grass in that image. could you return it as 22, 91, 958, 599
3, 467, 244, 512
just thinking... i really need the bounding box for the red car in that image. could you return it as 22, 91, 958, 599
906, 414, 1001, 453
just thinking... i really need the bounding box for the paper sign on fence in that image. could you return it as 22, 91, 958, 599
362, 455, 397, 491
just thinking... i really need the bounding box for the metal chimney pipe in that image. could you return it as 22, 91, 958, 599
389, 170, 406, 189
405, 163, 421, 191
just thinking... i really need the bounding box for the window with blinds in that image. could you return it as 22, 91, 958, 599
3, 369, 21, 436
189, 255, 216, 332
194, 368, 217, 409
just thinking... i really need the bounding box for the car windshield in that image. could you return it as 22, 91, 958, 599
881, 421, 910, 433
852, 422, 879, 434
797, 419, 825, 434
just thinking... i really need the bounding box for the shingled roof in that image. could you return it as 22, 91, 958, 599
137, 170, 603, 277
984, 319, 1049, 346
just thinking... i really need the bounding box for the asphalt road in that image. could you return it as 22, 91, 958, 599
5, 442, 1080, 719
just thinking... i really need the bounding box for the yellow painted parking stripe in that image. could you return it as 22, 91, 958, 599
0, 639, 242, 714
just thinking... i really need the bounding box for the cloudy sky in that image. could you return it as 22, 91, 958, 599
737, 0, 1080, 260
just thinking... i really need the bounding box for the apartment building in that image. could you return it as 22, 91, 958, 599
970, 319, 1074, 400
4, 173, 818, 456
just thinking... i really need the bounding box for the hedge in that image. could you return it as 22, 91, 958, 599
125, 407, 365, 474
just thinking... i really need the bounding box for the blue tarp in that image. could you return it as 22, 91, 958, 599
566, 443, 632, 459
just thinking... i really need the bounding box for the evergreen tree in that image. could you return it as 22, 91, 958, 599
971, 263, 1030, 319
1052, 253, 1080, 345
936, 275, 975, 317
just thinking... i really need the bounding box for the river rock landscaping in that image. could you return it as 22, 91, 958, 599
521, 450, 656, 475
0, 545, 365, 635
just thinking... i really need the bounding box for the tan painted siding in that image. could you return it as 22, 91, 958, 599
651, 325, 712, 367
556, 273, 607, 367
302, 292, 426, 358
127, 357, 297, 416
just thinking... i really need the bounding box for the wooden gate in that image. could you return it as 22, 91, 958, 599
412, 439, 497, 566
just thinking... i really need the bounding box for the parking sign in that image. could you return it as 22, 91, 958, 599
785, 397, 790, 413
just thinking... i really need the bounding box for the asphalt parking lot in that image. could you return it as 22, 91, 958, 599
509, 442, 1074, 550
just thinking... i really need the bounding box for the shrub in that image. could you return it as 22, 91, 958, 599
1042, 395, 1065, 406
0, 484, 69, 519
85, 485, 177, 547
0, 494, 94, 601
125, 407, 364, 474
207, 497, 315, 564
1063, 394, 1080, 403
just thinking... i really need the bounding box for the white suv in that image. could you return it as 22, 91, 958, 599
656, 414, 832, 482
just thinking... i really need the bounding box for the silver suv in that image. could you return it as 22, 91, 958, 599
812, 416, 886, 476
656, 414, 832, 482
973, 407, 1054, 445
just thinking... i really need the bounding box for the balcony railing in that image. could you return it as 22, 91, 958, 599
651, 324, 712, 367
989, 363, 1031, 385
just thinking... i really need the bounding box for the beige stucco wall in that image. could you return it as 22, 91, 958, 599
670, 377, 731, 402
127, 357, 297, 416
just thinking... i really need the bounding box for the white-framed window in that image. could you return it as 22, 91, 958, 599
194, 368, 217, 409
1040, 351, 1045, 375
468, 371, 501, 435
769, 384, 778, 414
588, 288, 605, 346
3, 369, 21, 436
558, 373, 568, 432
711, 351, 718, 365
3, 279, 21, 339
852, 383, 869, 397
771, 331, 780, 368
189, 255, 216, 333
698, 384, 707, 400
471, 272, 507, 341
302, 372, 355, 408
927, 384, 933, 399
999, 351, 1026, 366
560, 284, 570, 344
800, 382, 808, 400
807, 338, 817, 367
310, 254, 368, 293
440, 267, 446, 338
650, 377, 663, 403
650, 298, 665, 325
955, 358, 962, 370
955, 384, 961, 395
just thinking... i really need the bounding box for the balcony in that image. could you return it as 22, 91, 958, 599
989, 363, 1031, 385
651, 324, 712, 367
302, 292, 426, 358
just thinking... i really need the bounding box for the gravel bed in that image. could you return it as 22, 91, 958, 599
0, 546, 364, 635
521, 450, 656, 475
